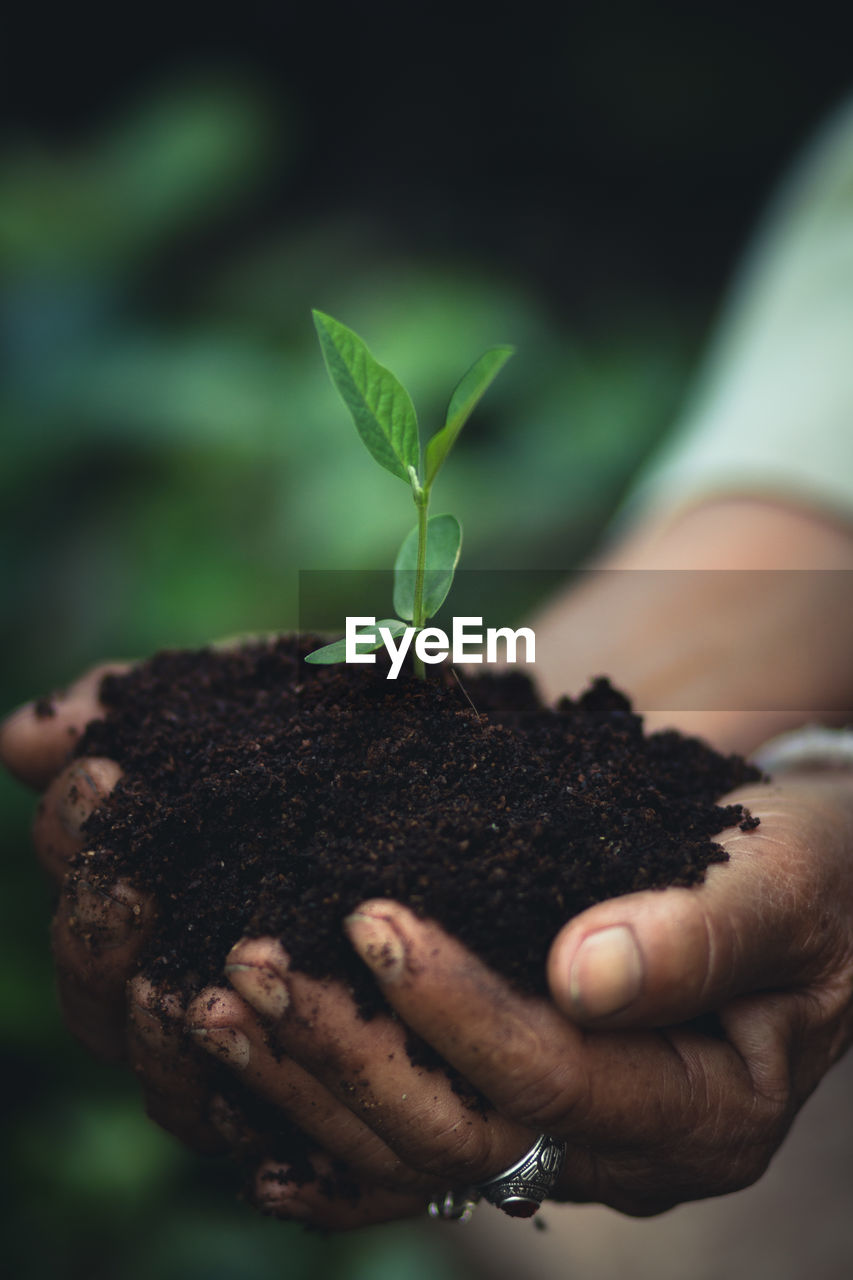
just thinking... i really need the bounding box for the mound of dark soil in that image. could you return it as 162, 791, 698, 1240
73, 635, 761, 1016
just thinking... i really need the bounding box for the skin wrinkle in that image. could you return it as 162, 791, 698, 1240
365, 907, 617, 1150
241, 963, 504, 1181
653, 1028, 707, 1122
300, 1113, 430, 1193
718, 1057, 788, 1189
599, 1084, 767, 1210
745, 789, 853, 984
698, 1057, 769, 1172
208, 993, 441, 1193
392, 1104, 487, 1177
723, 994, 794, 1089
500, 1056, 585, 1133
465, 1004, 544, 1082
547, 1042, 641, 1148
414, 1109, 503, 1181
717, 805, 844, 990
638, 1043, 698, 1140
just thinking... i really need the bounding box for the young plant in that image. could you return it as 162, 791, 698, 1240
306, 310, 513, 678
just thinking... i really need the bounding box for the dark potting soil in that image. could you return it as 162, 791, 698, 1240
73, 634, 762, 1019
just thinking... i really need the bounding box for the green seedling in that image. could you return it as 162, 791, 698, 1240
306, 310, 513, 678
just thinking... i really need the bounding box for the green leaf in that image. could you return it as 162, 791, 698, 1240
305, 619, 408, 664
393, 514, 462, 621
313, 310, 420, 483
425, 345, 514, 488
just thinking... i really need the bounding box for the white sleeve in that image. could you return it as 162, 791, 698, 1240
622, 97, 853, 529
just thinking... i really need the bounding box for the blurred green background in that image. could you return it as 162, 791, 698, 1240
2, 6, 850, 1278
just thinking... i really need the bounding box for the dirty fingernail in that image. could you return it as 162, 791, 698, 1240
58, 760, 122, 838
225, 962, 290, 1020
344, 912, 406, 982
190, 1026, 251, 1069
569, 925, 643, 1019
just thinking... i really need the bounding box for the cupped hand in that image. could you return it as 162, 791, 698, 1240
1, 669, 245, 1156
1, 664, 495, 1210
8, 670, 853, 1232
184, 771, 853, 1227
1, 665, 151, 1060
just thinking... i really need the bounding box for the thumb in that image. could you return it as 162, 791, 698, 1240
547, 787, 837, 1028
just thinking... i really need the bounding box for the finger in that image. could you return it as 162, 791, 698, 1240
0, 662, 129, 790
33, 757, 123, 882
211, 937, 537, 1189
207, 1091, 272, 1156
251, 1155, 429, 1229
127, 977, 233, 1156
187, 977, 439, 1194
547, 779, 853, 1029
217, 947, 611, 1210
344, 900, 773, 1151
51, 873, 152, 1062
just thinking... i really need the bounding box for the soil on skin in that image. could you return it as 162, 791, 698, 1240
73, 634, 762, 1018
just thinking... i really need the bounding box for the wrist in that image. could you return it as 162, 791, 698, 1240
532, 497, 853, 753
600, 495, 853, 572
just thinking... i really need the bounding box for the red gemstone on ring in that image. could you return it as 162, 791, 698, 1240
501, 1199, 539, 1219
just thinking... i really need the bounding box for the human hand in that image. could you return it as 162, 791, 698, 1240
0, 660, 493, 1215
0, 667, 251, 1156
185, 770, 853, 1226
0, 664, 146, 1060
7, 666, 853, 1231
0, 662, 486, 1221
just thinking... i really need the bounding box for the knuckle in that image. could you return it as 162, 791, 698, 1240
691, 1096, 786, 1197
748, 1088, 791, 1152
405, 1111, 494, 1182
499, 1059, 581, 1131
701, 1133, 776, 1197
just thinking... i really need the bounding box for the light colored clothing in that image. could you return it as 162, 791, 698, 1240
626, 96, 853, 528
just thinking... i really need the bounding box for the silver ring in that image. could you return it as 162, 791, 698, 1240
478, 1134, 567, 1218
